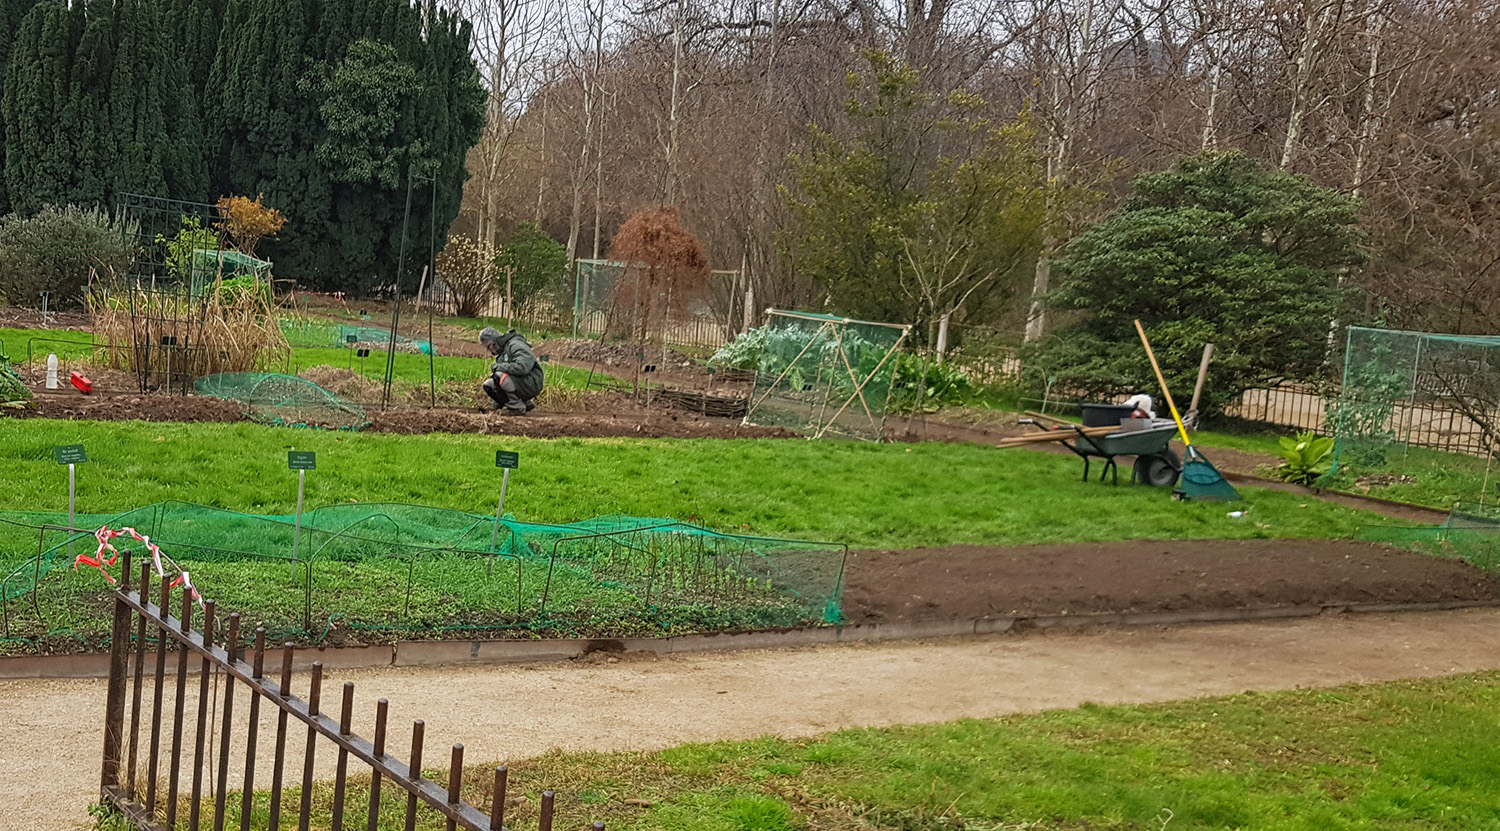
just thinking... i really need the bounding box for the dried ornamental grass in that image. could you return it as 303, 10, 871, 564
88, 271, 291, 379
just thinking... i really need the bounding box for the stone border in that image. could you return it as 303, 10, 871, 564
3, 599, 1495, 680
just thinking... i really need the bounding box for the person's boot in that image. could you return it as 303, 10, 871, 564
524, 400, 536, 412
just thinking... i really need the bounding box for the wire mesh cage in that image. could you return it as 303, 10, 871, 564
90, 193, 285, 392
0, 501, 849, 647
572, 259, 739, 345
743, 310, 910, 440
1329, 326, 1500, 481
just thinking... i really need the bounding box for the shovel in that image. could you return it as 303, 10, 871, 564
1134, 320, 1241, 501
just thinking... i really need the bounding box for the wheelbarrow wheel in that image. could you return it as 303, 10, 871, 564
1134, 451, 1181, 487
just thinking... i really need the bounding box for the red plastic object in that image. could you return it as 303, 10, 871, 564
69, 371, 93, 394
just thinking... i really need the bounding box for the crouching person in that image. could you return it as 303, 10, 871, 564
479, 327, 545, 415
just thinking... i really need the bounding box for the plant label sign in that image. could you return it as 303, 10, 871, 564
539, 354, 550, 362
346, 334, 358, 344
160, 335, 178, 346
54, 444, 87, 465
356, 348, 370, 358
495, 450, 519, 470
288, 451, 317, 470
644, 365, 657, 373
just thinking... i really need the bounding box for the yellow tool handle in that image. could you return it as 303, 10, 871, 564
1133, 319, 1193, 448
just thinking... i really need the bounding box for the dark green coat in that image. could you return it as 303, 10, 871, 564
491, 333, 545, 399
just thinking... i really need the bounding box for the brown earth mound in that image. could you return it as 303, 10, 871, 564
3, 389, 793, 439
369, 407, 793, 439
842, 538, 1500, 624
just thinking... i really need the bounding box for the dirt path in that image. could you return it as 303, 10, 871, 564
7, 609, 1500, 831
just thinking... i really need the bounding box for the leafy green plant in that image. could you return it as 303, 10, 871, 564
1274, 431, 1336, 485
215, 273, 271, 304
710, 327, 770, 369
496, 221, 567, 310
155, 216, 218, 279
890, 354, 973, 413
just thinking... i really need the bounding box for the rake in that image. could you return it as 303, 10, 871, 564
1134, 320, 1242, 502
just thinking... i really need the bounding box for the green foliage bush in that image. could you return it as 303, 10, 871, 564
156, 216, 218, 280
1032, 150, 1367, 416
0, 205, 131, 307
496, 221, 566, 309
709, 327, 770, 369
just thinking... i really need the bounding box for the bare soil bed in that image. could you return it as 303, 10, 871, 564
842, 538, 1500, 624
2, 389, 794, 439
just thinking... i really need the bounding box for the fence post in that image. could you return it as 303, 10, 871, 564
100, 570, 134, 797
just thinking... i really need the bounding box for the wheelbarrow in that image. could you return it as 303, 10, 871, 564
1019, 414, 1182, 487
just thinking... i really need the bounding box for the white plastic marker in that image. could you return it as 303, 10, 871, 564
489, 450, 520, 573
53, 444, 86, 557
288, 450, 316, 562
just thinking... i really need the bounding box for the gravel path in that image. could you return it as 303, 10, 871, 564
6, 609, 1500, 831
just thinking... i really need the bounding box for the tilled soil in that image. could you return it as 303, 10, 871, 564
537, 337, 705, 374
0, 307, 90, 330
2, 389, 794, 439
369, 407, 793, 439
842, 538, 1500, 624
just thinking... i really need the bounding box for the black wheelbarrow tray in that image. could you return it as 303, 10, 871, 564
1025, 422, 1183, 487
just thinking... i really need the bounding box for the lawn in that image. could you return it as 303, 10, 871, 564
283, 345, 596, 391
170, 671, 1500, 831
0, 419, 1384, 548
0, 326, 96, 362
0, 417, 1394, 650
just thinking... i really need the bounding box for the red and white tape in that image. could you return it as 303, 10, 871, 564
73, 526, 202, 605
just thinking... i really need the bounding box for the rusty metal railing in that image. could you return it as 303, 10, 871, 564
99, 546, 602, 830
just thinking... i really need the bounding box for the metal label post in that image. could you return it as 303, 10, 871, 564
288, 451, 316, 562
54, 445, 87, 557
489, 451, 520, 574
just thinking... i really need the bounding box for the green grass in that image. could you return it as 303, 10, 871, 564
284, 346, 595, 390
0, 327, 96, 363
0, 418, 1394, 650
0, 418, 1384, 548
1188, 426, 1497, 510
180, 672, 1500, 830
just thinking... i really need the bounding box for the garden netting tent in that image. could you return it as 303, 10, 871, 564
0, 502, 849, 647
196, 372, 369, 430
1328, 326, 1500, 486
744, 310, 910, 440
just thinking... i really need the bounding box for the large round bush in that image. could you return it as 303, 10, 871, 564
0, 205, 131, 307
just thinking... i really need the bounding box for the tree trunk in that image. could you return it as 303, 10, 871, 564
1281, 0, 1340, 169
1201, 61, 1222, 150
663, 0, 684, 206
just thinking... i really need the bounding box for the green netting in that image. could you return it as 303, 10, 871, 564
278, 319, 434, 354
196, 372, 370, 430
572, 259, 625, 337
571, 259, 739, 340
1328, 326, 1500, 480
743, 310, 910, 440
1357, 501, 1500, 571
0, 501, 847, 651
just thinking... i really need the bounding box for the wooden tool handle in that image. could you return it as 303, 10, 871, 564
1133, 319, 1191, 447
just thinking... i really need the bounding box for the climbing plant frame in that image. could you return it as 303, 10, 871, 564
744, 310, 910, 440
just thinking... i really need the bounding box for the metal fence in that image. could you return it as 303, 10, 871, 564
99, 547, 604, 831
1224, 382, 1500, 458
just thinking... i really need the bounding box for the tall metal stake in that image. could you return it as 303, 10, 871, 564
488, 451, 519, 575
382, 174, 416, 411
67, 462, 76, 559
